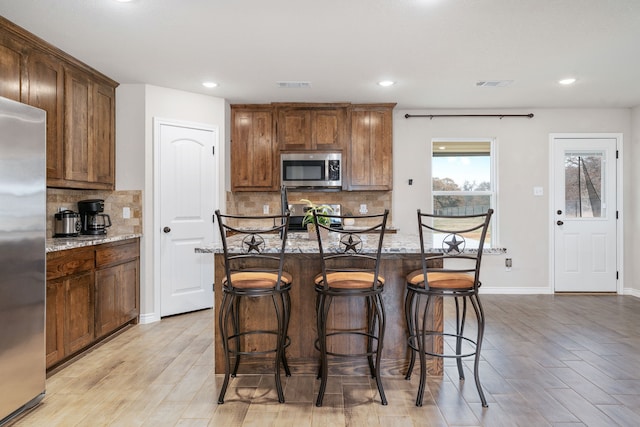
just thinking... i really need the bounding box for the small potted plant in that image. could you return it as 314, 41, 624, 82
300, 199, 333, 239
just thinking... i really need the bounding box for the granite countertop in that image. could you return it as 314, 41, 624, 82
46, 233, 142, 253
195, 231, 506, 255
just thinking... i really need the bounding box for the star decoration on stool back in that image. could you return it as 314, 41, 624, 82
242, 234, 265, 254
339, 233, 363, 253
442, 233, 465, 254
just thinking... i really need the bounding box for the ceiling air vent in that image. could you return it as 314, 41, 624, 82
277, 81, 312, 88
476, 80, 514, 87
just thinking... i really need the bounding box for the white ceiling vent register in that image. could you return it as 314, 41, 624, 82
277, 81, 312, 88
476, 80, 514, 87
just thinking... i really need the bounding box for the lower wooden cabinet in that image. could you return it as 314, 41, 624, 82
46, 238, 140, 369
95, 242, 140, 339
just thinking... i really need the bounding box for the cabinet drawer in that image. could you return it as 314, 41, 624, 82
95, 239, 139, 268
47, 247, 95, 280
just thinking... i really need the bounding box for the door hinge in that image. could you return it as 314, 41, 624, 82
212, 146, 215, 156
616, 211, 619, 219
616, 150, 619, 159
616, 271, 619, 280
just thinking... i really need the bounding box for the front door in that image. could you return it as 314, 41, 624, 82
552, 135, 618, 292
157, 119, 217, 317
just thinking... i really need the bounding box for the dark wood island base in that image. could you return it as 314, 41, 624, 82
213, 252, 443, 377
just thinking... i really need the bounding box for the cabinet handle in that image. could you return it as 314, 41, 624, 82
163, 226, 171, 233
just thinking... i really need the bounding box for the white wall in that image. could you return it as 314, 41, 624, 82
393, 108, 633, 294
630, 106, 640, 296
116, 84, 226, 323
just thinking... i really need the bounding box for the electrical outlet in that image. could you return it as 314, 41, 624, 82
359, 204, 368, 214
263, 204, 269, 214
122, 207, 131, 219
505, 258, 512, 271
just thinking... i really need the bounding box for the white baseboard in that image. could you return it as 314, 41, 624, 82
479, 286, 553, 294
139, 312, 161, 324
623, 288, 640, 298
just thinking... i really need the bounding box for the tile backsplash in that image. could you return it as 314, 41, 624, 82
47, 189, 142, 238
226, 190, 393, 226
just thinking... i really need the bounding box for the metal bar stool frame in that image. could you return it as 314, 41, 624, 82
215, 210, 292, 404
312, 209, 389, 407
404, 208, 493, 407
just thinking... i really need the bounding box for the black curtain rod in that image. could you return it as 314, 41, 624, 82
404, 113, 534, 119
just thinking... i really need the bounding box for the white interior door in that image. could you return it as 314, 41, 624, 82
157, 120, 216, 317
553, 137, 617, 292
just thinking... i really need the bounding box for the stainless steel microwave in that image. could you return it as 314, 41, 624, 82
281, 152, 342, 189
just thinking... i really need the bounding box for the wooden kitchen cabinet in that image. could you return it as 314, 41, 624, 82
25, 49, 65, 181
276, 104, 347, 151
0, 16, 118, 190
45, 238, 140, 369
45, 246, 95, 367
231, 105, 278, 191
0, 31, 25, 102
346, 104, 395, 191
62, 66, 116, 190
95, 240, 140, 338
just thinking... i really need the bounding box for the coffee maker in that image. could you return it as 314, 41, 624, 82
78, 199, 112, 235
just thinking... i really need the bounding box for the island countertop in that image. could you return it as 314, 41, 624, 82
195, 231, 422, 254
195, 231, 505, 255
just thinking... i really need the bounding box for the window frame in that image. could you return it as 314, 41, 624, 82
430, 137, 498, 247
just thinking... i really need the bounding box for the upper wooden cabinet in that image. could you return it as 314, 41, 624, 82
0, 17, 117, 190
276, 104, 347, 151
62, 66, 115, 189
0, 31, 25, 102
26, 50, 65, 182
231, 105, 278, 191
346, 104, 395, 191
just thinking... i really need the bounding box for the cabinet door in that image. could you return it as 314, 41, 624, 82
120, 259, 140, 323
348, 107, 393, 190
312, 109, 345, 150
0, 32, 24, 102
277, 108, 311, 150
64, 67, 91, 184
231, 108, 277, 191
65, 271, 95, 354
95, 265, 119, 338
91, 82, 115, 187
46, 279, 65, 368
25, 50, 65, 182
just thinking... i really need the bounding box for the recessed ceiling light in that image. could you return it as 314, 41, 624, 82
114, 0, 134, 2
378, 80, 395, 87
202, 81, 218, 88
559, 78, 577, 85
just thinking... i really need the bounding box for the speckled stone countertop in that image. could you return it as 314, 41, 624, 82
46, 233, 142, 253
195, 231, 506, 255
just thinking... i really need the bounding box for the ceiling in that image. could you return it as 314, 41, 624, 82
1, 0, 639, 110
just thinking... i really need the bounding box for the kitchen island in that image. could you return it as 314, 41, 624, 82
196, 232, 444, 377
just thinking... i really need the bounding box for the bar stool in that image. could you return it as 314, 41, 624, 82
215, 210, 292, 404
404, 208, 493, 407
312, 209, 389, 407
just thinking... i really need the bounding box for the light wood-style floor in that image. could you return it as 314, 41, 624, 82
9, 294, 640, 427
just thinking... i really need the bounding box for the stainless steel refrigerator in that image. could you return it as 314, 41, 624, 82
0, 96, 46, 425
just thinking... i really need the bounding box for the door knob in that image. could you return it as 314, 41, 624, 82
163, 226, 171, 233
556, 220, 564, 226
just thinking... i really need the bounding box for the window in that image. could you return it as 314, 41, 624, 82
431, 139, 495, 247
